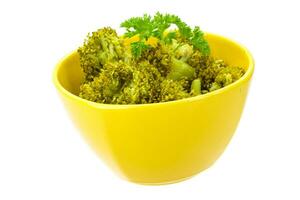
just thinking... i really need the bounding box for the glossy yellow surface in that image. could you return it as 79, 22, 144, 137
53, 33, 254, 185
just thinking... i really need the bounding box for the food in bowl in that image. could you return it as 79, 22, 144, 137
78, 13, 245, 104
53, 26, 254, 185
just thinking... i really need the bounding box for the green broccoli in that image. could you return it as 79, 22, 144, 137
77, 14, 245, 105
77, 27, 128, 81
140, 40, 196, 81
166, 42, 195, 81
120, 61, 162, 104
198, 59, 227, 91
79, 61, 134, 104
210, 66, 245, 91
159, 79, 190, 102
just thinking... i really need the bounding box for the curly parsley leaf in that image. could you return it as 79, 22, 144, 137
190, 26, 210, 55
121, 14, 153, 39
120, 13, 210, 58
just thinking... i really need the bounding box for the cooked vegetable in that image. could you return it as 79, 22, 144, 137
191, 79, 201, 95
77, 27, 129, 81
78, 13, 245, 104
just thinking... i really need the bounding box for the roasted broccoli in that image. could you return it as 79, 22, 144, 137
78, 13, 245, 104
77, 27, 128, 81
159, 79, 190, 102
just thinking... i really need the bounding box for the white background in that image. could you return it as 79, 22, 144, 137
0, 0, 299, 199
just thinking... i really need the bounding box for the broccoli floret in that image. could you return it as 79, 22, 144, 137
141, 40, 196, 81
211, 66, 245, 91
166, 43, 196, 81
79, 60, 163, 104
159, 79, 190, 102
216, 66, 244, 85
187, 49, 210, 73
174, 44, 193, 61
197, 60, 245, 92
77, 17, 246, 105
138, 42, 171, 77
79, 61, 134, 103
120, 61, 162, 104
77, 27, 127, 81
198, 59, 227, 90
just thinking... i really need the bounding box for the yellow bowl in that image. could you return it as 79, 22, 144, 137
53, 33, 254, 185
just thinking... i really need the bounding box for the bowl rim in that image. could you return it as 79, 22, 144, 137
53, 33, 254, 110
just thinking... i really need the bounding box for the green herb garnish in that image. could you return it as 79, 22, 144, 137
121, 12, 210, 58
77, 13, 245, 105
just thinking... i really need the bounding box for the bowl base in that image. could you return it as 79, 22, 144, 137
124, 164, 213, 186
135, 173, 197, 186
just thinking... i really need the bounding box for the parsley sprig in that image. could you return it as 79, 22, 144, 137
120, 13, 210, 58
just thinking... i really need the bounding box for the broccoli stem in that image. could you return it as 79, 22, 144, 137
191, 79, 201, 95
167, 57, 195, 81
